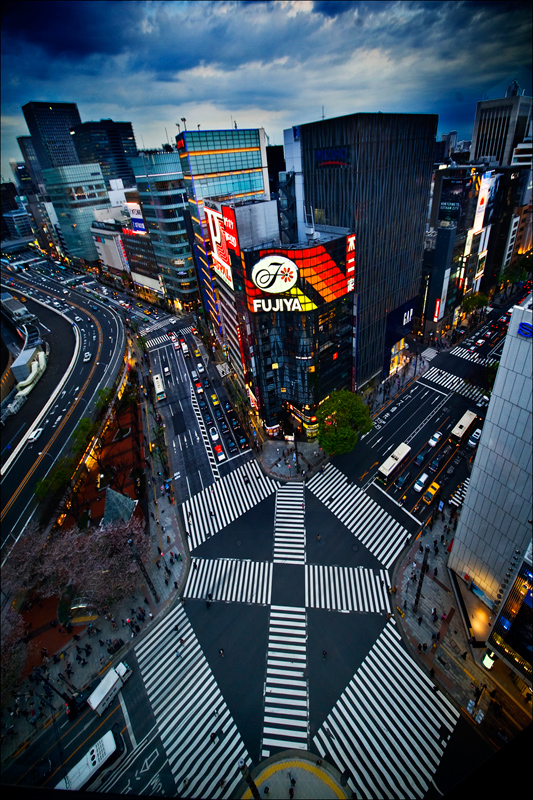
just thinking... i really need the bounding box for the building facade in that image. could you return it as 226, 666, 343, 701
71, 119, 138, 188
17, 136, 46, 194
469, 83, 532, 167
41, 163, 111, 266
448, 297, 532, 680
176, 128, 270, 330
22, 101, 81, 170
283, 112, 437, 387
130, 151, 197, 312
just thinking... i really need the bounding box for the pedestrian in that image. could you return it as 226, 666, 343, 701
289, 789, 294, 799
417, 616, 422, 625
290, 778, 296, 786
417, 643, 422, 652
317, 534, 321, 542
180, 638, 185, 646
461, 651, 467, 660
219, 648, 224, 657
156, 561, 161, 569
175, 649, 181, 658
423, 643, 428, 652
264, 786, 270, 795
429, 667, 435, 678
434, 567, 438, 576
174, 581, 178, 589
441, 612, 447, 621
211, 732, 216, 743
322, 650, 327, 660
149, 612, 153, 620
100, 657, 105, 666
214, 708, 219, 717
193, 562, 198, 570
165, 578, 169, 586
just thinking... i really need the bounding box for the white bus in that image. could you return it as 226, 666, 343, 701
377, 442, 411, 485
55, 730, 124, 791
153, 374, 166, 401
449, 410, 478, 446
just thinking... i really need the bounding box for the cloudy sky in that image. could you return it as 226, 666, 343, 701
1, 0, 531, 183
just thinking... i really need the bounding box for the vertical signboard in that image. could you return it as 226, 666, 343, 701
473, 172, 492, 234
204, 206, 234, 290
346, 234, 355, 292
127, 203, 146, 233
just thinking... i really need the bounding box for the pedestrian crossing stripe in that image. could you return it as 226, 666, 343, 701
313, 624, 459, 799
305, 566, 390, 613
450, 346, 499, 366
306, 465, 409, 568
190, 386, 220, 480
273, 484, 306, 564
134, 604, 249, 798
184, 558, 272, 605
182, 460, 278, 550
261, 605, 309, 758
145, 327, 194, 348
420, 347, 438, 360
419, 366, 487, 402
450, 477, 470, 508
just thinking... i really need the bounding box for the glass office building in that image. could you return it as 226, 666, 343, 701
283, 112, 437, 388
22, 101, 81, 170
71, 120, 138, 188
176, 129, 269, 331
130, 152, 197, 311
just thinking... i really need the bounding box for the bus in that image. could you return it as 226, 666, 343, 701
55, 730, 124, 791
449, 410, 478, 446
377, 442, 411, 485
153, 374, 166, 401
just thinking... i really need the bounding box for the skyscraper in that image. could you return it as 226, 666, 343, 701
283, 112, 437, 388
70, 119, 138, 188
17, 136, 45, 194
21, 101, 81, 170
469, 82, 532, 167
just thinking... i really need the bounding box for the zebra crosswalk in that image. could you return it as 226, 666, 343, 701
450, 477, 470, 507
450, 346, 498, 366
145, 327, 195, 348
420, 347, 438, 360
313, 624, 459, 799
184, 557, 272, 604
306, 465, 409, 568
190, 385, 219, 478
182, 460, 277, 551
419, 366, 487, 402
261, 605, 309, 758
273, 484, 306, 564
134, 604, 249, 798
305, 565, 390, 613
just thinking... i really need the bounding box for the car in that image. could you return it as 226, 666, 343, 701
415, 449, 429, 466
163, 366, 170, 376
429, 453, 444, 473
27, 428, 44, 443
209, 427, 219, 442
211, 393, 219, 406
91, 305, 98, 311
196, 362, 205, 374
33, 757, 53, 783
83, 352, 92, 362
199, 400, 207, 412
224, 401, 232, 412
53, 301, 61, 307
143, 309, 151, 315
203, 377, 210, 388
193, 349, 201, 358
136, 302, 143, 307
152, 313, 159, 320
499, 315, 507, 323
483, 331, 491, 338
119, 300, 126, 307
220, 420, 229, 434
203, 413, 213, 425
191, 326, 197, 335
413, 473, 429, 493
468, 345, 476, 353
226, 438, 238, 454
215, 408, 223, 421
428, 431, 442, 447
230, 417, 239, 430
468, 428, 482, 447
20, 296, 27, 301
174, 343, 180, 350
65, 688, 91, 721
214, 444, 226, 462
124, 303, 131, 309
179, 338, 185, 344
62, 289, 69, 294
238, 435, 248, 449
423, 481, 440, 505
476, 339, 485, 346
74, 316, 82, 322
395, 471, 411, 490
195, 381, 204, 394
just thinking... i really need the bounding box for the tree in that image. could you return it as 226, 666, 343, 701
0, 606, 26, 705
501, 252, 531, 286
461, 293, 488, 314
317, 389, 372, 455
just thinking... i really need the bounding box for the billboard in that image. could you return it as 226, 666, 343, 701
244, 236, 353, 314
472, 172, 493, 234
438, 177, 473, 226
204, 205, 241, 290
127, 203, 146, 234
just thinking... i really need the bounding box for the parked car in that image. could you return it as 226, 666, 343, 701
226, 438, 238, 454
214, 444, 226, 462
199, 400, 207, 412
224, 401, 232, 412
203, 377, 210, 388
238, 435, 248, 449
195, 381, 203, 394
215, 408, 223, 420
209, 427, 219, 442
230, 417, 239, 430
414, 473, 429, 493
220, 420, 229, 434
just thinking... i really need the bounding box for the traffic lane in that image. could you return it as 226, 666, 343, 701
401, 446, 471, 518
101, 724, 175, 796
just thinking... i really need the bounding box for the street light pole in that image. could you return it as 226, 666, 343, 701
238, 758, 261, 800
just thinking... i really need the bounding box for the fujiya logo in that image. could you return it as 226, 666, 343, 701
251, 255, 298, 294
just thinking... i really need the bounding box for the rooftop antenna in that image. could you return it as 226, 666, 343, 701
197, 124, 201, 131
181, 117, 187, 131
175, 123, 181, 134
322, 106, 325, 120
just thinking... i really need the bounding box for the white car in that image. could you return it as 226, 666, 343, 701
209, 427, 219, 442
197, 362, 205, 374
476, 339, 485, 347
414, 473, 429, 493
74, 316, 82, 322
428, 431, 443, 447
27, 428, 43, 443
83, 352, 92, 362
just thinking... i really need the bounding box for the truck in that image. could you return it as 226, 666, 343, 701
87, 662, 132, 715
181, 342, 190, 357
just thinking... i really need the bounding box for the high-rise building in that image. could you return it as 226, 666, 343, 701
448, 296, 532, 682
41, 163, 111, 266
282, 112, 438, 387
17, 136, 46, 194
9, 161, 34, 194
130, 151, 197, 311
469, 82, 532, 167
21, 101, 81, 170
70, 119, 138, 188
176, 128, 270, 330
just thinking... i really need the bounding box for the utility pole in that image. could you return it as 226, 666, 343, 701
238, 758, 261, 800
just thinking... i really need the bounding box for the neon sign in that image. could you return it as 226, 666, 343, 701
251, 256, 298, 293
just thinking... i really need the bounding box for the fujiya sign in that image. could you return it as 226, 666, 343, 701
252, 297, 302, 312
251, 255, 298, 294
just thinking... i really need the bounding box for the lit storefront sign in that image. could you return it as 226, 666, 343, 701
127, 203, 146, 234
433, 298, 440, 322
475, 251, 487, 281
204, 205, 240, 290
251, 255, 299, 293
346, 234, 355, 292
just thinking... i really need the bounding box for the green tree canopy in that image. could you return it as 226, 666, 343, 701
317, 389, 373, 455
461, 292, 488, 314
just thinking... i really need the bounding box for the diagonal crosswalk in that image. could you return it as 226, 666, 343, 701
273, 484, 306, 564
313, 624, 459, 800
184, 557, 272, 605
306, 465, 409, 568
134, 604, 248, 798
419, 366, 487, 402
305, 565, 390, 613
182, 460, 278, 551
261, 605, 309, 758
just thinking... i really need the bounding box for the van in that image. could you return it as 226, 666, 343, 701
414, 473, 429, 493
468, 428, 482, 447
191, 370, 198, 381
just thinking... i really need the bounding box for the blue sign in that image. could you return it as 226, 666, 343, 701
517, 321, 532, 338
315, 147, 350, 168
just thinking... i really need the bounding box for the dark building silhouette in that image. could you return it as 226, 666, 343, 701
70, 119, 138, 188
22, 101, 81, 170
